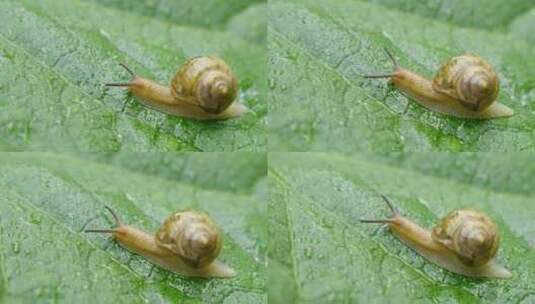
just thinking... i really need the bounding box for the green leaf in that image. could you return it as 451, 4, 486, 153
0, 152, 266, 303
268, 0, 535, 151
0, 0, 266, 151
269, 152, 535, 303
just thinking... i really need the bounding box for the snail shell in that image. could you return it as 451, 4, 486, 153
364, 49, 513, 119
155, 211, 222, 268
432, 209, 499, 267
171, 56, 238, 114
432, 54, 499, 112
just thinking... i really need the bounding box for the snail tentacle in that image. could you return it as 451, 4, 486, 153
105, 63, 137, 87
360, 195, 399, 223
363, 48, 399, 79
85, 206, 122, 233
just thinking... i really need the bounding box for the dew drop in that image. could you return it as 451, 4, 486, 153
304, 247, 312, 258
11, 242, 20, 254
29, 213, 41, 224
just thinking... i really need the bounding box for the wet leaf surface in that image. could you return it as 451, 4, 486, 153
0, 152, 267, 303
269, 152, 535, 303
0, 0, 266, 151
268, 0, 535, 151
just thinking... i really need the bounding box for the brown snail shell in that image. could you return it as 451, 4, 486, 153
432, 54, 499, 112
156, 210, 222, 268
171, 56, 238, 115
432, 209, 499, 267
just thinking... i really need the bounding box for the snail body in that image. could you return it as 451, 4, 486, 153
361, 196, 512, 279
364, 49, 514, 119
86, 207, 236, 278
106, 56, 248, 120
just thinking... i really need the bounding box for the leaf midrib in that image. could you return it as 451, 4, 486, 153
268, 168, 303, 300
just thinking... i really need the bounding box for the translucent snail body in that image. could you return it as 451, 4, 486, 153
364, 49, 514, 119
361, 196, 512, 279
106, 56, 248, 120
86, 207, 236, 278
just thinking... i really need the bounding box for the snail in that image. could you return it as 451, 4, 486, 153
85, 206, 236, 278
106, 56, 249, 120
364, 48, 514, 119
360, 196, 512, 278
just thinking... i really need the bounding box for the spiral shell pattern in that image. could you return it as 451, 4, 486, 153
432, 209, 499, 266
171, 56, 238, 114
432, 54, 499, 112
156, 211, 222, 268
